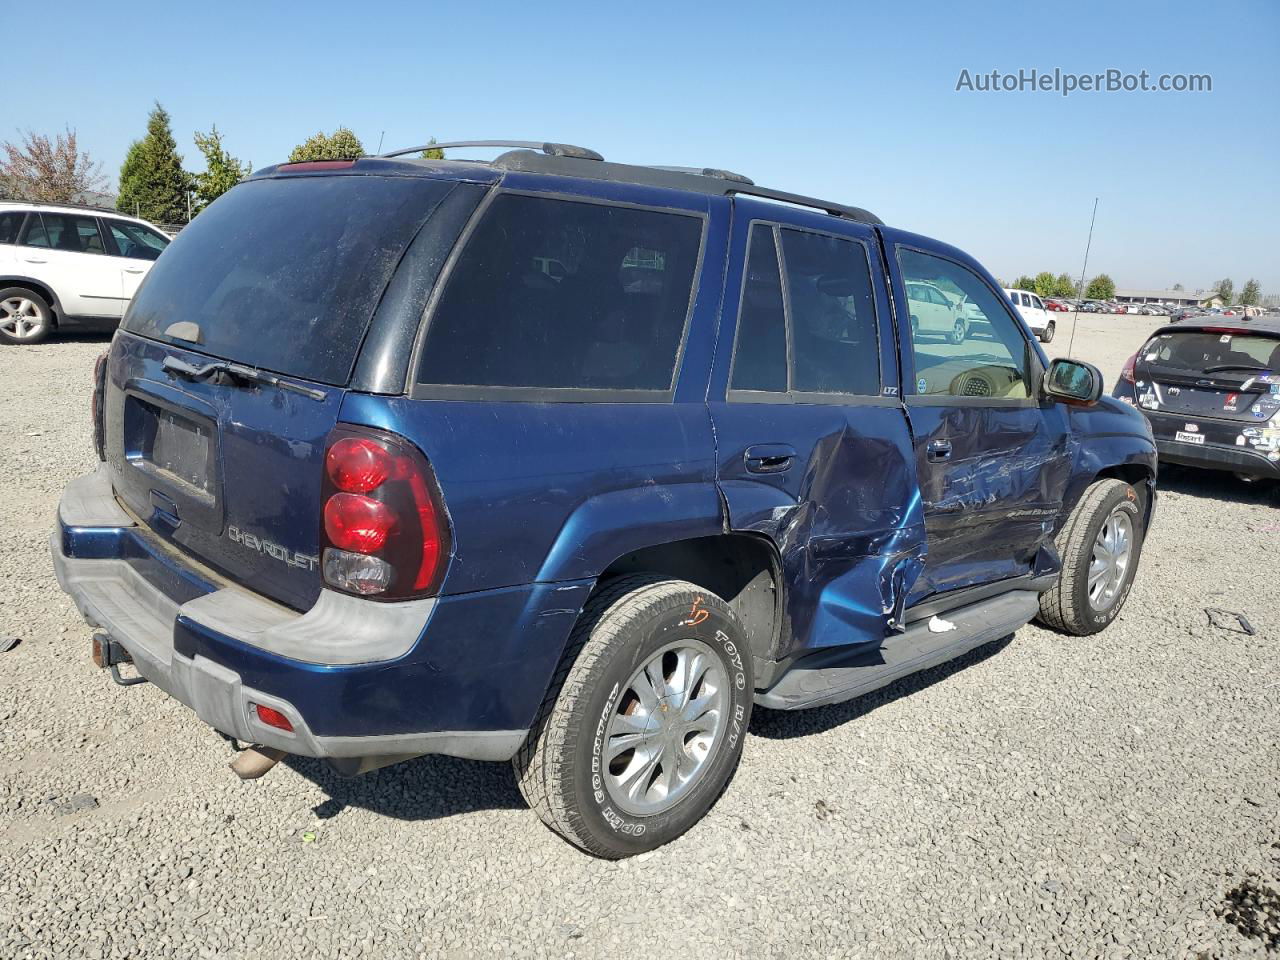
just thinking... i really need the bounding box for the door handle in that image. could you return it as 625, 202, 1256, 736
745, 444, 796, 474
23, 257, 47, 264
123, 267, 146, 274
926, 439, 953, 462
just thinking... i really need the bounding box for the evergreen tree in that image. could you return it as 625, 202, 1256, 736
116, 103, 191, 223
192, 126, 250, 213
288, 128, 364, 162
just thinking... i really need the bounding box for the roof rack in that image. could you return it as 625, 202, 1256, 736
0, 198, 122, 216
724, 184, 881, 225
647, 165, 755, 186
380, 140, 604, 161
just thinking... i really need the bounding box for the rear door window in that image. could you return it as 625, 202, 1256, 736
416, 193, 704, 396
729, 226, 787, 392
0, 211, 23, 244
123, 175, 457, 385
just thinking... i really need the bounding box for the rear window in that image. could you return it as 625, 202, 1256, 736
416, 193, 704, 395
124, 175, 456, 385
1142, 331, 1280, 375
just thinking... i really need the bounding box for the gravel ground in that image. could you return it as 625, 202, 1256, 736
2, 316, 1278, 960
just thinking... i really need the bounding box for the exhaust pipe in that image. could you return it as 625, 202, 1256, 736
229, 745, 287, 780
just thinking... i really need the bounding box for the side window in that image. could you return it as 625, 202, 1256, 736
417, 193, 703, 393
1030, 295, 1045, 310
898, 248, 1033, 399
1020, 293, 1033, 308
18, 214, 50, 248
108, 220, 169, 260
25, 213, 105, 254
729, 226, 787, 392
0, 211, 24, 244
779, 228, 879, 396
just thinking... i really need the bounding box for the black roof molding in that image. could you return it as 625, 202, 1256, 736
381, 140, 604, 161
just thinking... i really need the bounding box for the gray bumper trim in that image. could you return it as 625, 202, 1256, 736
51, 468, 527, 765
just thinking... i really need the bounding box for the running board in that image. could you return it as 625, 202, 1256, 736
756, 590, 1040, 711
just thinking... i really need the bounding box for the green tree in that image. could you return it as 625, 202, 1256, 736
116, 103, 191, 223
1240, 279, 1261, 305
1172, 283, 1184, 291
288, 127, 364, 162
192, 126, 250, 213
1012, 274, 1037, 291
1031, 271, 1057, 298
1085, 274, 1115, 300
1214, 278, 1234, 303
420, 137, 445, 160
1053, 272, 1078, 298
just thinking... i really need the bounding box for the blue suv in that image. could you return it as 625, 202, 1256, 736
52, 141, 1157, 857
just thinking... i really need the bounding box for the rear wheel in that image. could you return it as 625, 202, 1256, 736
1037, 478, 1145, 635
514, 575, 753, 858
0, 288, 52, 345
1040, 320, 1056, 343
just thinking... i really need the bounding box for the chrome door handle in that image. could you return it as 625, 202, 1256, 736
927, 439, 953, 462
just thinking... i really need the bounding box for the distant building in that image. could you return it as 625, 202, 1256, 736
1114, 288, 1220, 308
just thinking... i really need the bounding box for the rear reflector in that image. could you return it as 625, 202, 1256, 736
253, 704, 294, 732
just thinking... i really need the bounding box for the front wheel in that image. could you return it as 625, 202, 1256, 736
1037, 478, 1145, 635
1039, 320, 1056, 344
514, 576, 754, 858
949, 317, 968, 344
0, 288, 53, 345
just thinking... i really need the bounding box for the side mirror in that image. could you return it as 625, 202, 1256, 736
1043, 358, 1103, 406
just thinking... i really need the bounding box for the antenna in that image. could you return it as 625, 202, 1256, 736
376, 130, 385, 154
1066, 197, 1099, 359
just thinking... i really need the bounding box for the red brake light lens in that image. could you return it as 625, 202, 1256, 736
1121, 351, 1138, 383
278, 159, 357, 171
326, 437, 393, 493
324, 493, 397, 553
319, 426, 450, 600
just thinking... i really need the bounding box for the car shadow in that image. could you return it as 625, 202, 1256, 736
749, 634, 1015, 740
52, 331, 115, 346
1157, 464, 1278, 507
283, 752, 526, 822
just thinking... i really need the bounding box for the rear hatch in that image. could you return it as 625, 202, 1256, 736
1133, 327, 1280, 441
103, 171, 464, 611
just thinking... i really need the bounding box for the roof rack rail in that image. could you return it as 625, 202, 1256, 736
725, 184, 882, 225
380, 140, 604, 162
0, 198, 123, 216
647, 165, 755, 186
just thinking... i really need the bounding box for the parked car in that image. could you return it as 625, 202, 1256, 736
0, 201, 171, 345
905, 279, 969, 343
1044, 299, 1070, 312
1114, 315, 1280, 481
52, 140, 1157, 858
1003, 288, 1057, 342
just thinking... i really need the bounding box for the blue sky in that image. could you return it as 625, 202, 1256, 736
10, 0, 1277, 295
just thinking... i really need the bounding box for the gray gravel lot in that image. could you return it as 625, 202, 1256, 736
1, 314, 1278, 959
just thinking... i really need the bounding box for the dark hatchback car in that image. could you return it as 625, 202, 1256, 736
1114, 314, 1280, 481
53, 141, 1157, 857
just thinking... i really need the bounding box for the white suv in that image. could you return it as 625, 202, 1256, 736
0, 201, 170, 345
1003, 288, 1056, 343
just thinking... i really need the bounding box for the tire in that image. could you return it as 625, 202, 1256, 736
948, 317, 967, 345
514, 575, 754, 858
1037, 478, 1145, 635
0, 287, 53, 345
1040, 320, 1056, 344
910, 314, 919, 338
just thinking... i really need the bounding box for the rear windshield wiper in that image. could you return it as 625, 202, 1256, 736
1202, 363, 1269, 374
162, 355, 326, 401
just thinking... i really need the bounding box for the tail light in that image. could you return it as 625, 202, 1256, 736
1120, 351, 1138, 384
91, 351, 108, 460
319, 426, 450, 599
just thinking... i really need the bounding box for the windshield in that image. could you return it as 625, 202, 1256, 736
123, 175, 456, 385
1142, 330, 1280, 374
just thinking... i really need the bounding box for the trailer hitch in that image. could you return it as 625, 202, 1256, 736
91, 633, 148, 687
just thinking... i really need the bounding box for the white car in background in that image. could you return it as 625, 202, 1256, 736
0, 201, 170, 345
1003, 288, 1056, 343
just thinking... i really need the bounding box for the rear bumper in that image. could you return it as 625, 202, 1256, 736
52, 466, 592, 763
1154, 438, 1280, 478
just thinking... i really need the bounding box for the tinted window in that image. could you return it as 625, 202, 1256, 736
0, 211, 23, 244
899, 248, 1031, 399
729, 226, 787, 393
22, 213, 105, 253
1031, 296, 1044, 310
418, 194, 703, 392
108, 220, 169, 260
19, 214, 51, 248
1141, 331, 1280, 374
782, 229, 879, 395
124, 176, 455, 385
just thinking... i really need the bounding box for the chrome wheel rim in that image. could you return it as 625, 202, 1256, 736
0, 297, 45, 340
1088, 509, 1133, 611
603, 638, 727, 817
